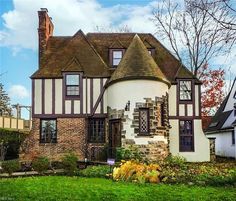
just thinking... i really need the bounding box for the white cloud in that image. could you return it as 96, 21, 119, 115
8, 85, 30, 99
0, 0, 160, 51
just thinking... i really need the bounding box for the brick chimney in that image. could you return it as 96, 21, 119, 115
38, 8, 54, 67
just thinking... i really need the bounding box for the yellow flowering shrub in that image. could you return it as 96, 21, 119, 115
112, 160, 161, 184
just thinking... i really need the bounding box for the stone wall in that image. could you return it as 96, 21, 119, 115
108, 94, 170, 162
20, 118, 86, 161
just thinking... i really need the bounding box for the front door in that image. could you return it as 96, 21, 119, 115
109, 120, 121, 158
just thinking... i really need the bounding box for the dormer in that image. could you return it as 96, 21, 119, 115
109, 49, 125, 67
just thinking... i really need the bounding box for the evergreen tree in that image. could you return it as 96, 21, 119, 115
0, 83, 12, 116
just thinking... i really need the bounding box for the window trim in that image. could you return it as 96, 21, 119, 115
88, 118, 106, 143
109, 49, 125, 67
40, 119, 57, 144
178, 80, 193, 102
63, 72, 82, 100
139, 108, 150, 135
179, 120, 194, 152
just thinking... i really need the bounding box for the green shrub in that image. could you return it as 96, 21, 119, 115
32, 156, 49, 174
116, 145, 142, 161
79, 165, 111, 178
0, 128, 27, 160
2, 159, 20, 175
61, 153, 78, 175
164, 155, 187, 169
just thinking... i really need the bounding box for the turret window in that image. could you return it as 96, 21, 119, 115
139, 108, 150, 135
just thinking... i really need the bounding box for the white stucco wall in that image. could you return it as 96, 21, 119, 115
168, 85, 177, 116
207, 131, 235, 158
55, 79, 62, 114
195, 85, 199, 116
44, 79, 52, 114
169, 119, 210, 162
107, 80, 168, 144
34, 79, 42, 114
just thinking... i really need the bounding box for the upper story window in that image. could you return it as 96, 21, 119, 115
234, 91, 236, 99
110, 49, 124, 67
66, 74, 80, 96
40, 119, 57, 143
179, 80, 192, 101
234, 103, 236, 116
112, 50, 122, 66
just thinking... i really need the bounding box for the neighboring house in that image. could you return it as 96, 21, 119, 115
205, 78, 236, 159
20, 8, 210, 162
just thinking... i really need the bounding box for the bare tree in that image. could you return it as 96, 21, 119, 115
152, 0, 236, 76
94, 25, 132, 33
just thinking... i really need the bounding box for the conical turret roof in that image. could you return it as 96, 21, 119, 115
109, 34, 170, 86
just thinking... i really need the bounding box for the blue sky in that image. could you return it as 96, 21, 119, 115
0, 0, 236, 118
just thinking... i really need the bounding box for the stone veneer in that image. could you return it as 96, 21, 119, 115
108, 94, 170, 162
20, 118, 86, 161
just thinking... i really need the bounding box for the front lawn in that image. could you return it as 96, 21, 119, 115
0, 176, 235, 201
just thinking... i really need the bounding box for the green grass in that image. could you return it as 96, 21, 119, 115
0, 176, 235, 201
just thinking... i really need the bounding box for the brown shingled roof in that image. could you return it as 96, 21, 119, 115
87, 33, 198, 82
31, 31, 199, 82
109, 35, 170, 86
31, 30, 110, 78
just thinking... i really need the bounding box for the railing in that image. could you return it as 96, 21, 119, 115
0, 116, 31, 130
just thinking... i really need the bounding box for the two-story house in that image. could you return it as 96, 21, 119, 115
20, 9, 210, 162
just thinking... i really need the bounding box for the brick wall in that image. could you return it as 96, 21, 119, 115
20, 118, 86, 161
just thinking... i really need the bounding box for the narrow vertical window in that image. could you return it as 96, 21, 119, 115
65, 74, 80, 96
232, 130, 235, 145
179, 81, 192, 101
139, 108, 150, 135
40, 119, 57, 143
179, 120, 194, 151
112, 50, 123, 66
234, 103, 236, 116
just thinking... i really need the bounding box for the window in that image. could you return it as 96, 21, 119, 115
232, 130, 235, 145
179, 80, 192, 101
40, 119, 57, 143
88, 118, 105, 143
234, 91, 236, 99
139, 108, 150, 135
66, 74, 80, 96
179, 120, 194, 151
148, 49, 154, 55
112, 50, 123, 66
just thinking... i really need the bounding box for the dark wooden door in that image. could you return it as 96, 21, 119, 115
109, 120, 121, 158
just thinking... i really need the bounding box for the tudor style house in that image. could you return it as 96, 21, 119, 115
20, 9, 210, 162
206, 78, 236, 159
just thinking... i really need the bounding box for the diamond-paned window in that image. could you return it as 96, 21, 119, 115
139, 108, 150, 135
